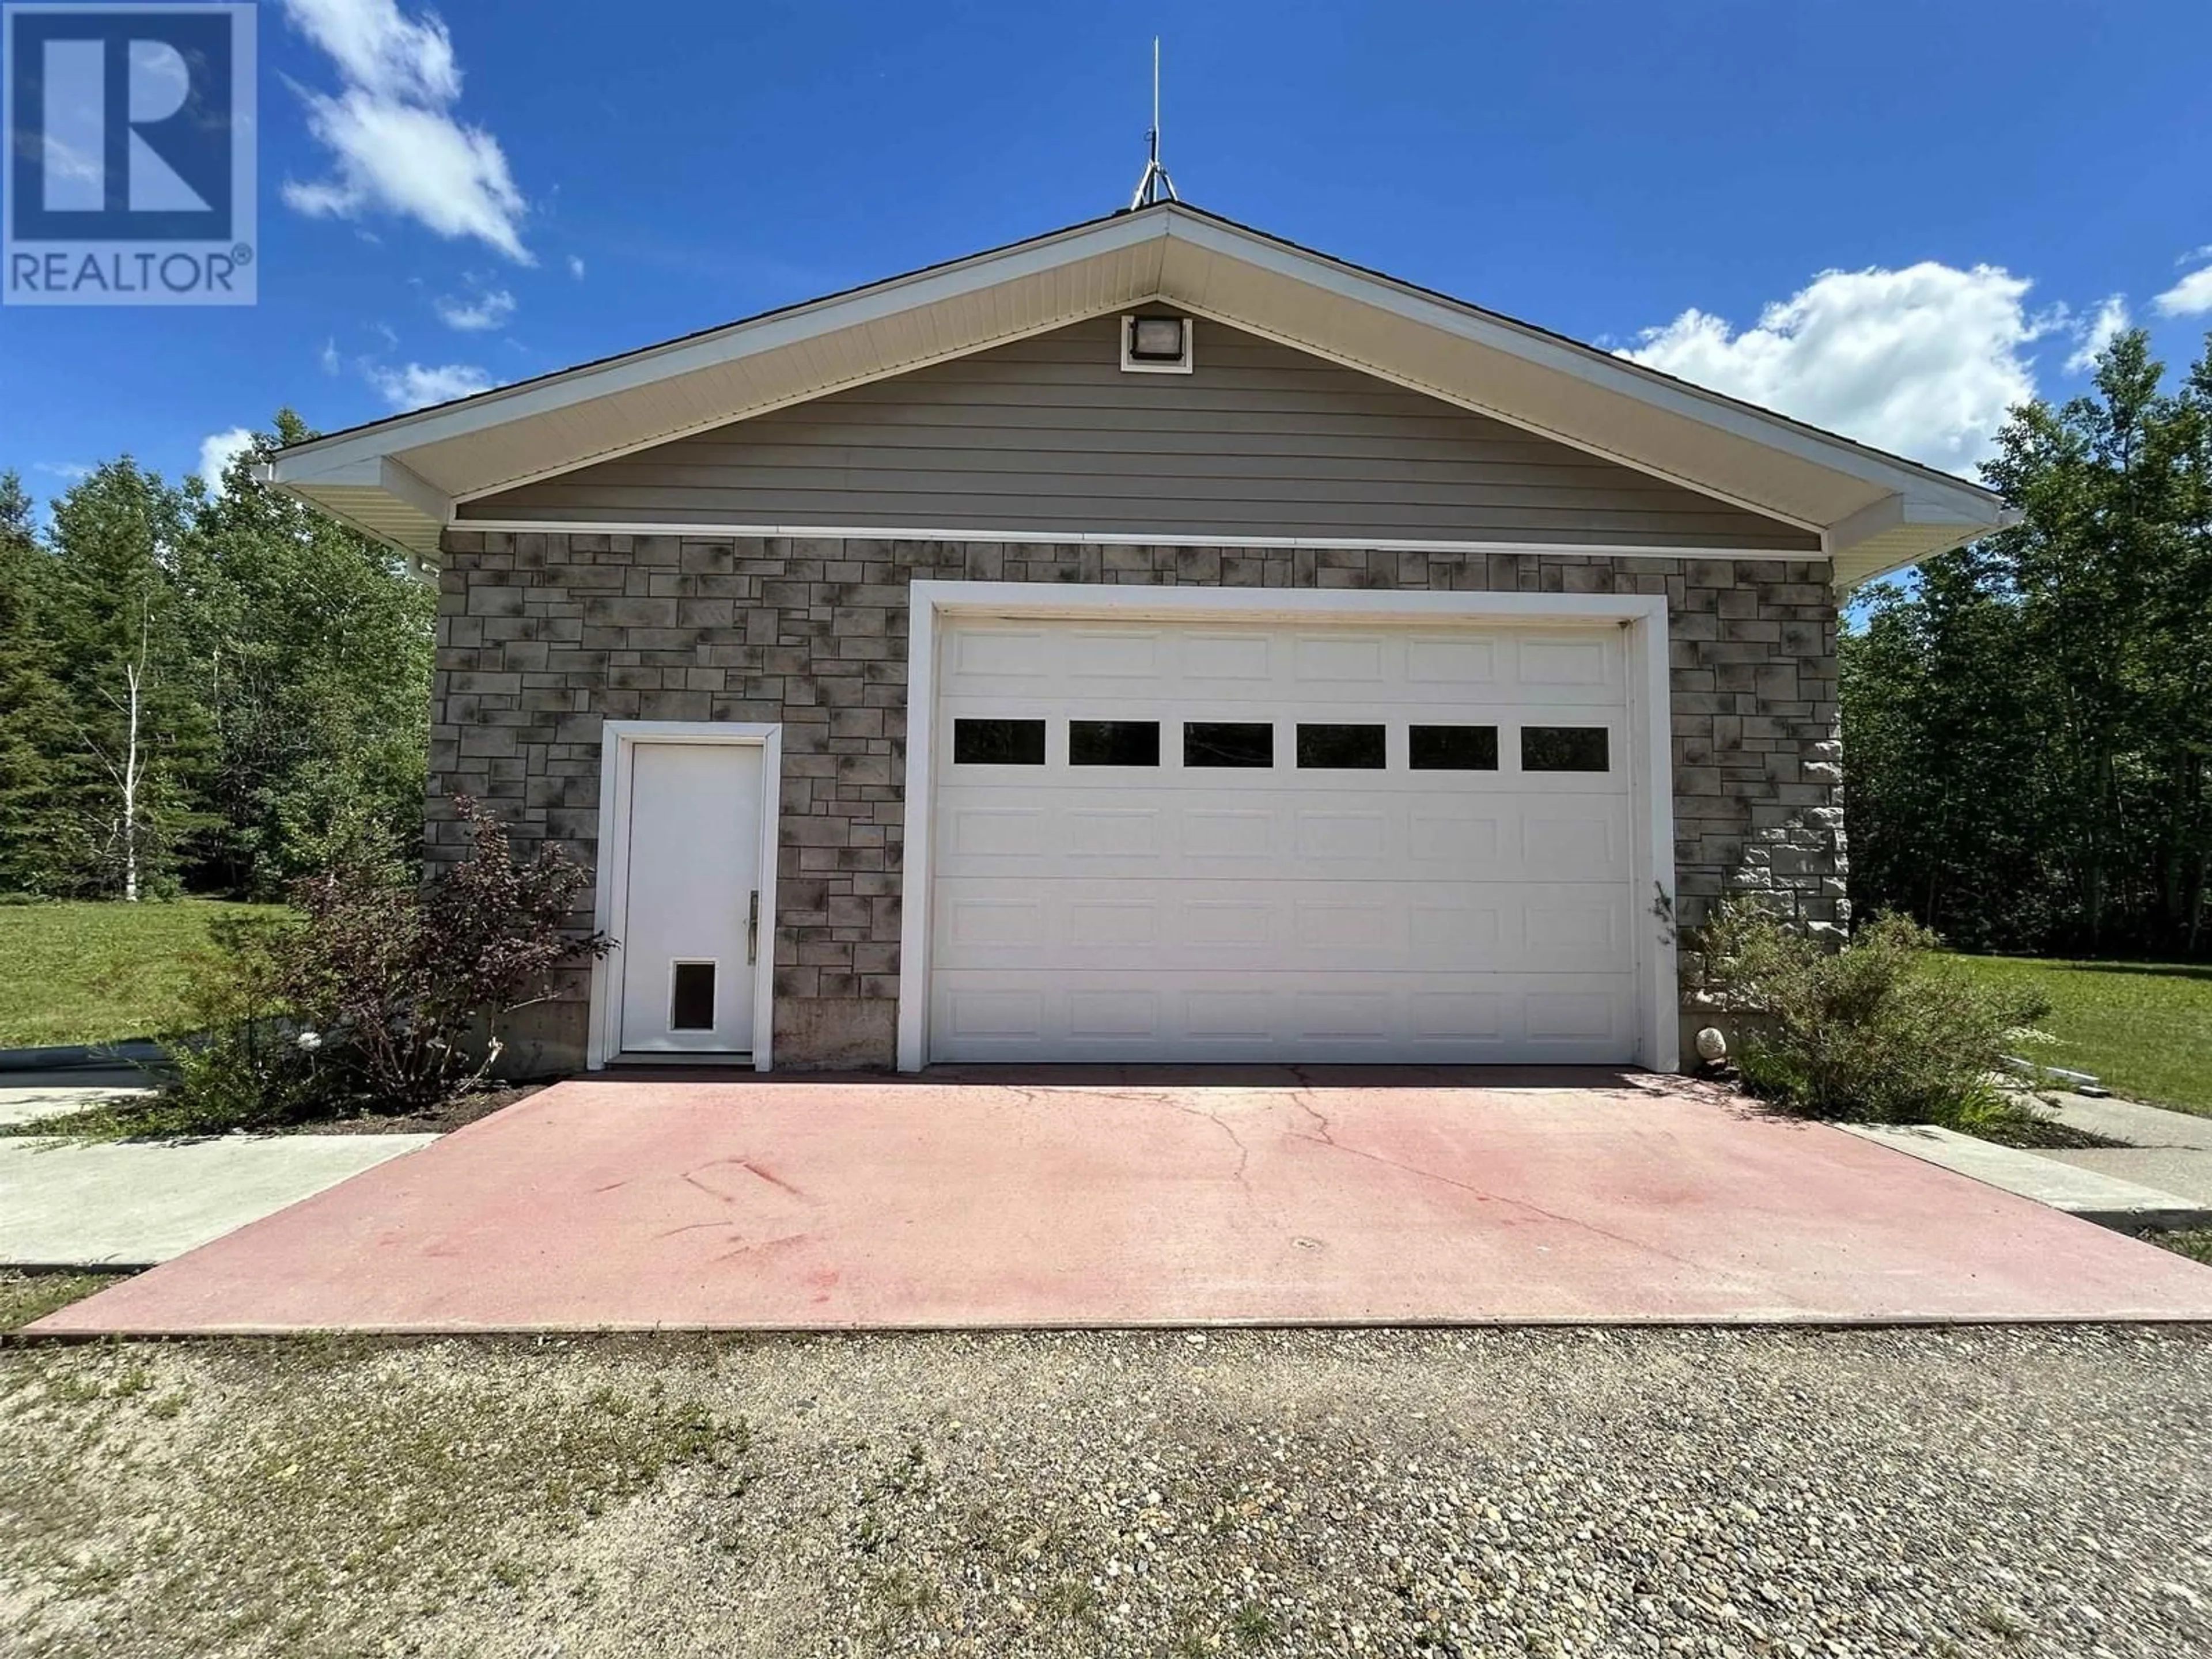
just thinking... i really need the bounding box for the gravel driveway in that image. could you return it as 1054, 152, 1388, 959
4, 1323, 2209, 1657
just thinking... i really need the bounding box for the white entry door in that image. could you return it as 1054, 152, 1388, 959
926, 616, 1638, 1064
615, 740, 767, 1056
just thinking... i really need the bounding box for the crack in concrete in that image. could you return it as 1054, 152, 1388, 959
655, 1219, 735, 1240
986, 1080, 1718, 1276
1282, 1087, 1713, 1274
1176, 1100, 1253, 1195
996, 1084, 1224, 1110
999, 1082, 1262, 1196
1287, 1088, 1339, 1148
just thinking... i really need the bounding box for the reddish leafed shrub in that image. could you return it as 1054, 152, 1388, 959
163, 798, 608, 1125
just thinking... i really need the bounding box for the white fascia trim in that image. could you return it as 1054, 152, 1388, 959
1827, 497, 2024, 589
258, 452, 452, 561
1162, 212, 2009, 532
1164, 297, 1828, 538
274, 487, 435, 565
1825, 491, 2011, 553
270, 214, 1172, 480
445, 300, 1146, 506
374, 455, 454, 524
459, 520, 1824, 563
588, 721, 783, 1074
269, 450, 455, 512
895, 580, 1681, 1074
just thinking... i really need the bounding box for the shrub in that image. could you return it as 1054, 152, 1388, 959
1688, 902, 2050, 1127
156, 910, 324, 1132
158, 797, 606, 1128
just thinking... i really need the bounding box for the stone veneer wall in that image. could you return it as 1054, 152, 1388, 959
431, 531, 1847, 1071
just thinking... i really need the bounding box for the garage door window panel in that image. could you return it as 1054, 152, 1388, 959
1521, 726, 1611, 773
953, 718, 1046, 766
1185, 722, 1275, 768
1410, 725, 1499, 771
1070, 720, 1161, 767
1296, 724, 1387, 770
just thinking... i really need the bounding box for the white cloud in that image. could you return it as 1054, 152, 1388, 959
278, 0, 531, 262
2065, 294, 2130, 374
364, 361, 493, 410
566, 253, 586, 281
196, 427, 259, 491
434, 283, 515, 331
1622, 262, 2048, 475
2153, 264, 2212, 317
282, 0, 457, 100
33, 461, 92, 480
319, 336, 342, 374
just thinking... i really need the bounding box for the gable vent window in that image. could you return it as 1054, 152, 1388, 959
1121, 314, 1194, 374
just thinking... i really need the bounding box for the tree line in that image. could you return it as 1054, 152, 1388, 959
1844, 330, 2212, 960
0, 411, 434, 902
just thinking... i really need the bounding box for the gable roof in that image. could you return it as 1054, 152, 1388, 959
266, 200, 2012, 586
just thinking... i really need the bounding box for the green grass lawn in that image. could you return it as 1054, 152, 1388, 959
1948, 953, 2212, 1117
0, 900, 289, 1050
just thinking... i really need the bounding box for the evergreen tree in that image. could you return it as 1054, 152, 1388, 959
0, 472, 87, 894
1843, 329, 2212, 958
178, 410, 436, 895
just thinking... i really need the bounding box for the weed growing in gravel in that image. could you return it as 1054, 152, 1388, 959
1231, 1599, 1283, 1646
1976, 1601, 2031, 1642
1037, 1576, 1104, 1625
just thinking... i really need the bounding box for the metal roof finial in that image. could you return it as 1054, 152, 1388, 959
1127, 37, 1179, 210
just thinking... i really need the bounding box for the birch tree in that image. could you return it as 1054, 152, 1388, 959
43, 460, 210, 899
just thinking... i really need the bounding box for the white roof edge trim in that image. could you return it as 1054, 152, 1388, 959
267, 209, 1169, 480
376, 456, 452, 523
1157, 212, 2008, 532
1832, 505, 2024, 592
1166, 298, 1828, 536
444, 297, 1147, 507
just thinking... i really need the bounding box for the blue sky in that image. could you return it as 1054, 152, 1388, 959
6, 0, 2212, 502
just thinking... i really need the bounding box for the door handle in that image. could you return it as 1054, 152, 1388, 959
747, 890, 760, 964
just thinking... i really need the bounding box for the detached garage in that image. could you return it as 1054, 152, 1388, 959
264, 200, 2012, 1076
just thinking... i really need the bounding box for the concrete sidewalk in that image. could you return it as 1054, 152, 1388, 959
2041, 1090, 2212, 1150
0, 1132, 438, 1267
2036, 1090, 2212, 1208
1840, 1123, 2212, 1231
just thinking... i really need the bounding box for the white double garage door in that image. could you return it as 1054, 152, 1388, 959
925, 610, 1645, 1064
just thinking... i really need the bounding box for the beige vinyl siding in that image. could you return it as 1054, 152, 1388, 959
463, 318, 1819, 551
